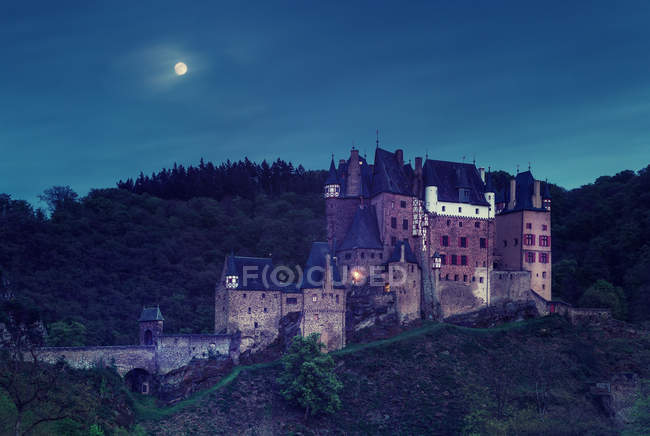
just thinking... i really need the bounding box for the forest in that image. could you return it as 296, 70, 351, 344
1, 158, 649, 346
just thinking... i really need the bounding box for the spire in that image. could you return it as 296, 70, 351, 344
485, 170, 495, 193
324, 156, 339, 185
376, 129, 379, 149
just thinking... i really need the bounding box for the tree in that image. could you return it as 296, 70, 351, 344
46, 320, 87, 346
38, 186, 78, 214
277, 333, 343, 419
0, 300, 91, 435
578, 279, 628, 320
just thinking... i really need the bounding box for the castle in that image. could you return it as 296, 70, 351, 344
33, 145, 553, 396
215, 146, 552, 352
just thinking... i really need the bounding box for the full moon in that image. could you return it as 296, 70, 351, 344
174, 62, 188, 75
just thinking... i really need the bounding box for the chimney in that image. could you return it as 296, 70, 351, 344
479, 167, 485, 183
533, 180, 541, 208
347, 148, 362, 197
395, 149, 404, 167
508, 178, 517, 210
415, 157, 423, 173
400, 243, 405, 263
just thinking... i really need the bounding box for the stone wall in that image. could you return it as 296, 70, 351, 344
301, 286, 346, 351
489, 270, 531, 305
522, 210, 552, 300
388, 261, 421, 323
156, 334, 231, 374
227, 289, 282, 353
326, 197, 360, 248
35, 345, 156, 376
371, 192, 418, 260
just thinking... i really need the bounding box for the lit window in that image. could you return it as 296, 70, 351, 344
226, 275, 239, 289
312, 295, 317, 302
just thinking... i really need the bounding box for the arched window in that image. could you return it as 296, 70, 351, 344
144, 329, 153, 346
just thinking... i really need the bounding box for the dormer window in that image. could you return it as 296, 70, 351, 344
324, 184, 340, 198
459, 188, 471, 203
225, 275, 239, 289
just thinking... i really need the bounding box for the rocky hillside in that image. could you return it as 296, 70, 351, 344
140, 316, 649, 435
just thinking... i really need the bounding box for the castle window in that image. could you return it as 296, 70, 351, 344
542, 271, 547, 278
286, 297, 297, 305
542, 284, 546, 290
314, 314, 319, 320
371, 252, 375, 259
391, 201, 395, 209
451, 255, 457, 265
524, 234, 535, 246
503, 240, 507, 247
400, 200, 407, 208
526, 222, 532, 229
442, 206, 446, 212
440, 254, 446, 265
461, 255, 467, 265
463, 275, 467, 282
144, 330, 153, 346
312, 295, 317, 302
459, 222, 463, 227
254, 322, 258, 328
336, 295, 339, 303
379, 253, 383, 259
539, 253, 549, 264
472, 276, 475, 282
263, 307, 268, 313
542, 224, 548, 231
391, 236, 396, 246
445, 274, 449, 280
248, 307, 251, 314
442, 235, 449, 246
454, 274, 459, 281
459, 237, 467, 248
480, 238, 486, 248
479, 277, 484, 283
526, 252, 536, 263
447, 219, 451, 226
391, 217, 397, 229
262, 293, 266, 299
539, 236, 550, 247
475, 221, 480, 228
345, 253, 351, 259
361, 252, 365, 259
514, 238, 518, 246
475, 208, 479, 215
458, 207, 462, 213
242, 293, 247, 299
402, 219, 408, 230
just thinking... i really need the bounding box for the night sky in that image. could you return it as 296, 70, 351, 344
3, 1, 650, 205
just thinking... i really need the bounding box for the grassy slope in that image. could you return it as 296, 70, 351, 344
137, 316, 650, 435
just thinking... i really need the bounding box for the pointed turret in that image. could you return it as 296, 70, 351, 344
324, 157, 341, 198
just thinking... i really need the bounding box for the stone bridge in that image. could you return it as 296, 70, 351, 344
36, 345, 156, 376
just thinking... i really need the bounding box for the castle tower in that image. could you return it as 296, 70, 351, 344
138, 306, 164, 346
347, 148, 362, 197
387, 241, 421, 323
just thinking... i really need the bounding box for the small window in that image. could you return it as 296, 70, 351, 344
472, 276, 475, 282
370, 252, 375, 258
345, 253, 351, 259
286, 297, 297, 305
446, 219, 451, 226
402, 219, 408, 230
445, 274, 449, 280
542, 284, 546, 290
361, 252, 365, 259
391, 217, 397, 228
262, 293, 266, 299
440, 254, 446, 265
539, 253, 549, 264
391, 201, 395, 209
454, 274, 459, 281
400, 200, 407, 208
480, 238, 486, 248
263, 307, 268, 313
475, 208, 479, 215
463, 274, 467, 282
475, 221, 480, 228
514, 238, 518, 246
542, 224, 548, 231
524, 234, 535, 246
479, 276, 484, 283
542, 271, 547, 278
451, 255, 458, 265
461, 255, 467, 265
526, 252, 535, 263
442, 205, 446, 212
459, 222, 463, 227
242, 293, 247, 299
391, 236, 396, 246
379, 253, 383, 259
247, 307, 251, 314
312, 295, 317, 302
458, 207, 462, 213
503, 240, 508, 247
314, 314, 319, 320
459, 237, 467, 248
254, 321, 259, 328
335, 295, 339, 304
442, 235, 449, 247
526, 222, 532, 229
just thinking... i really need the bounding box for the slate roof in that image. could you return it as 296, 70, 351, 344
338, 206, 383, 251
300, 242, 346, 289
371, 148, 412, 197
500, 171, 547, 213
324, 158, 339, 185
542, 181, 552, 199
139, 306, 164, 322
223, 255, 285, 291
387, 240, 418, 264
337, 155, 373, 198
485, 172, 496, 193
423, 160, 489, 206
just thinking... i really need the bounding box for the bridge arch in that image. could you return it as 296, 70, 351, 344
124, 368, 154, 395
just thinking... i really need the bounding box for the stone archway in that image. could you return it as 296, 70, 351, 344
124, 368, 153, 395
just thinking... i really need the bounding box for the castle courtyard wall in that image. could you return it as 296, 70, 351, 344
35, 346, 156, 376
301, 287, 346, 351
156, 334, 231, 374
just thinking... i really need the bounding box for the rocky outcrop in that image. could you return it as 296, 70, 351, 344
157, 357, 234, 404
444, 299, 539, 328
